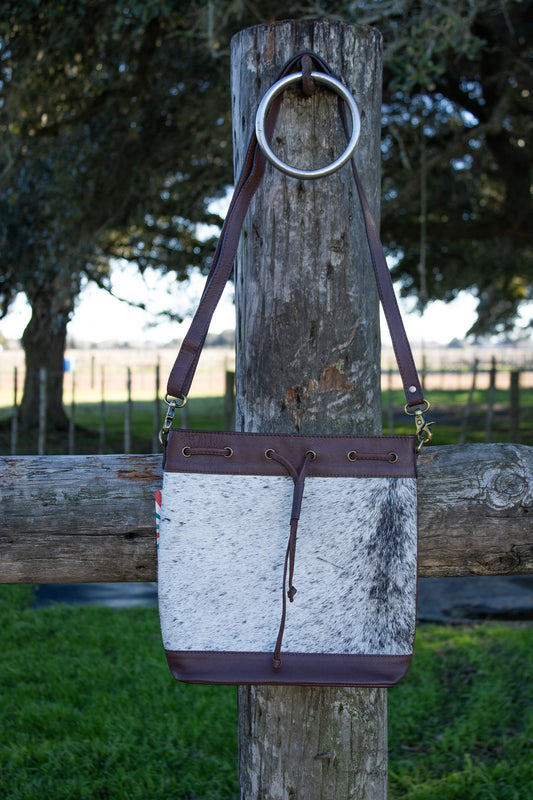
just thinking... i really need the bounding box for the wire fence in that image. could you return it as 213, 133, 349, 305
2, 345, 533, 454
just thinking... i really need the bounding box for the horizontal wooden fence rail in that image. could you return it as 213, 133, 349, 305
1, 443, 533, 584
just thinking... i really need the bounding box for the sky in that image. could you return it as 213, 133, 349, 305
0, 259, 484, 348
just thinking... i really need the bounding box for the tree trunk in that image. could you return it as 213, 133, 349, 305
232, 20, 386, 800
20, 289, 73, 430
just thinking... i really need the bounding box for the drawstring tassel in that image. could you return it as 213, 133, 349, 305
268, 450, 313, 669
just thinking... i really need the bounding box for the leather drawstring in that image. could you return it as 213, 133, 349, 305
266, 450, 314, 669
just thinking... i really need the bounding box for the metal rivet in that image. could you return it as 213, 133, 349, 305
409, 385, 417, 393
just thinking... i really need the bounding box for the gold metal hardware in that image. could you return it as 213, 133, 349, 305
404, 399, 434, 453
404, 399, 430, 416
158, 394, 188, 445
415, 410, 435, 452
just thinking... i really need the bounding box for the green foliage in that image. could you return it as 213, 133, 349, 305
1, 0, 531, 334
375, 0, 533, 335
0, 0, 233, 308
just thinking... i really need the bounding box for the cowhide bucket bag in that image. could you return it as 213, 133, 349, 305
156, 52, 433, 687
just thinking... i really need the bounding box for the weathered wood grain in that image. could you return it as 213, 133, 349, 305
0, 454, 162, 583
1, 444, 533, 583
232, 20, 383, 437
418, 442, 533, 577
232, 21, 387, 800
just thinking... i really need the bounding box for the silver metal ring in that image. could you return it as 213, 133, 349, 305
255, 71, 361, 180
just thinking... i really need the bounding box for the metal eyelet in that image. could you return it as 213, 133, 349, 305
305, 450, 317, 460
182, 446, 192, 458
224, 447, 234, 458
265, 448, 275, 460
389, 452, 399, 463
347, 450, 357, 462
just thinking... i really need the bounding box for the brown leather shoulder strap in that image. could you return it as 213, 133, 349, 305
166, 52, 424, 408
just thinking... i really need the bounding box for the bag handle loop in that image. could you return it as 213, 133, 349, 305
165, 52, 426, 416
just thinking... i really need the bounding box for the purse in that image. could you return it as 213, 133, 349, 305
156, 52, 433, 687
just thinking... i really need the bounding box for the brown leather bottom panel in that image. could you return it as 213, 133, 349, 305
165, 650, 412, 687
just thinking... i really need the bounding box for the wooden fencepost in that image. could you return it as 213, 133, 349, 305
99, 367, 106, 455
486, 355, 496, 443
10, 366, 18, 456
232, 21, 386, 799
124, 367, 132, 454
458, 357, 478, 444
153, 360, 161, 454
38, 367, 47, 455
68, 369, 76, 455
387, 365, 394, 433
224, 370, 235, 430
510, 370, 521, 443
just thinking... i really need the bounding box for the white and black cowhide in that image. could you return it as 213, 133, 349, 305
158, 473, 417, 656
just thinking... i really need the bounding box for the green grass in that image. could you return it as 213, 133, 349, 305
0, 586, 238, 800
388, 624, 533, 798
0, 397, 228, 455
0, 587, 531, 797
385, 387, 533, 446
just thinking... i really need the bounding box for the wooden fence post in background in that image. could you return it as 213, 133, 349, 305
68, 370, 76, 455
124, 366, 132, 454
458, 357, 478, 444
11, 366, 18, 456
224, 370, 235, 430
38, 367, 47, 455
153, 360, 161, 454
232, 21, 386, 799
387, 365, 394, 433
99, 367, 106, 455
486, 355, 497, 443
510, 370, 521, 443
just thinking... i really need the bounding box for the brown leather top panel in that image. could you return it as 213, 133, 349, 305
164, 429, 417, 478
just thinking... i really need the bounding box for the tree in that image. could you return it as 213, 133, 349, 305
364, 0, 533, 335
1, 0, 531, 431
0, 1, 232, 427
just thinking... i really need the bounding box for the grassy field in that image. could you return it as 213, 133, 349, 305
0, 586, 531, 798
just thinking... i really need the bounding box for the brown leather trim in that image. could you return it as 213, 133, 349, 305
164, 650, 412, 686
164, 429, 417, 478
